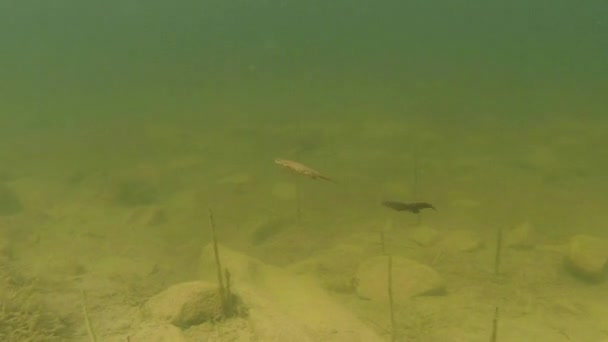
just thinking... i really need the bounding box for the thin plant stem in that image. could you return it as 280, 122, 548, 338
388, 255, 396, 342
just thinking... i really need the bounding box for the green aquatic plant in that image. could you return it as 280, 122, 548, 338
208, 209, 242, 320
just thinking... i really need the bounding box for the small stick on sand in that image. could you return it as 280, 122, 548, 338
81, 289, 97, 342
494, 227, 503, 276
490, 306, 499, 342
209, 209, 228, 316
224, 268, 233, 316
387, 255, 396, 342
295, 176, 302, 221
412, 151, 422, 225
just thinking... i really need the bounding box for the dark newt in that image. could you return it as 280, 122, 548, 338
381, 201, 436, 214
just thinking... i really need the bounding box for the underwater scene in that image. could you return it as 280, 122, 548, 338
1, 1, 607, 341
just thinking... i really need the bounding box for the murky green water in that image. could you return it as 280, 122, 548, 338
1, 1, 607, 341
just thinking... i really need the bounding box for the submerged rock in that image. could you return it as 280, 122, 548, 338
565, 235, 608, 280
250, 217, 290, 245
126, 205, 167, 226
143, 281, 225, 328
408, 225, 440, 247
104, 165, 163, 207
506, 222, 537, 249
289, 244, 365, 294
197, 244, 385, 341
112, 179, 159, 206
443, 229, 484, 252
356, 256, 445, 303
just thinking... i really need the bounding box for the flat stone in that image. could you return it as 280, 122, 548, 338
199, 244, 385, 341
356, 256, 445, 303
143, 281, 223, 328
126, 205, 167, 226
506, 222, 537, 249
408, 226, 440, 247
289, 244, 365, 294
250, 217, 290, 245
443, 229, 484, 252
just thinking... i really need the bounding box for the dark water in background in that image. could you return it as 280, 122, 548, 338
1, 4, 608, 339
1, 0, 606, 131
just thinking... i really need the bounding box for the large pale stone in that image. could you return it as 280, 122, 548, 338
289, 244, 365, 294
408, 225, 440, 247
443, 229, 484, 252
356, 256, 445, 303
565, 235, 608, 279
199, 244, 385, 341
143, 281, 223, 328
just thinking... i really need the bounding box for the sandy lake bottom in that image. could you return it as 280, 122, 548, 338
1, 116, 607, 341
